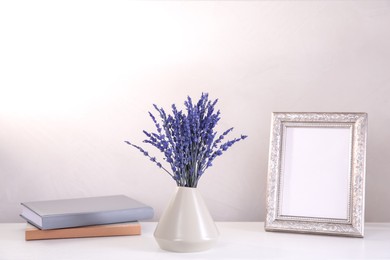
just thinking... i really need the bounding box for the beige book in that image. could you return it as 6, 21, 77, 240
25, 222, 141, 241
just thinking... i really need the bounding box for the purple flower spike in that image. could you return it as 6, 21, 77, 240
125, 93, 247, 187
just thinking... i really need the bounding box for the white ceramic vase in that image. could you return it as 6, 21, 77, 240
154, 187, 219, 252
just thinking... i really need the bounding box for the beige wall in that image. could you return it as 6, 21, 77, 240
1, 1, 389, 222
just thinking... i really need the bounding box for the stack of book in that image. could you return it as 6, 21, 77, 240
20, 195, 154, 241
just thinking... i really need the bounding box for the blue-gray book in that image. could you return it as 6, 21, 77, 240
20, 195, 154, 230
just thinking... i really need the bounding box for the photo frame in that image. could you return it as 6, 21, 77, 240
265, 112, 367, 237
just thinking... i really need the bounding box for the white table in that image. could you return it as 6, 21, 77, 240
0, 222, 389, 259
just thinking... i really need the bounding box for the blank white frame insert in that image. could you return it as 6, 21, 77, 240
279, 125, 352, 220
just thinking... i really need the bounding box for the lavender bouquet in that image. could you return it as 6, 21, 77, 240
125, 93, 247, 188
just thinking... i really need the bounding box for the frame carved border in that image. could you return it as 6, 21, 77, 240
265, 112, 367, 237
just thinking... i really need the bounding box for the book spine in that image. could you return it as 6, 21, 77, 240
26, 223, 141, 240
42, 207, 153, 229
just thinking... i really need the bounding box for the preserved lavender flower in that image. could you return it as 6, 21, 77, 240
125, 93, 247, 187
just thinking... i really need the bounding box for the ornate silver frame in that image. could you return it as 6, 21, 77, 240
265, 112, 367, 237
